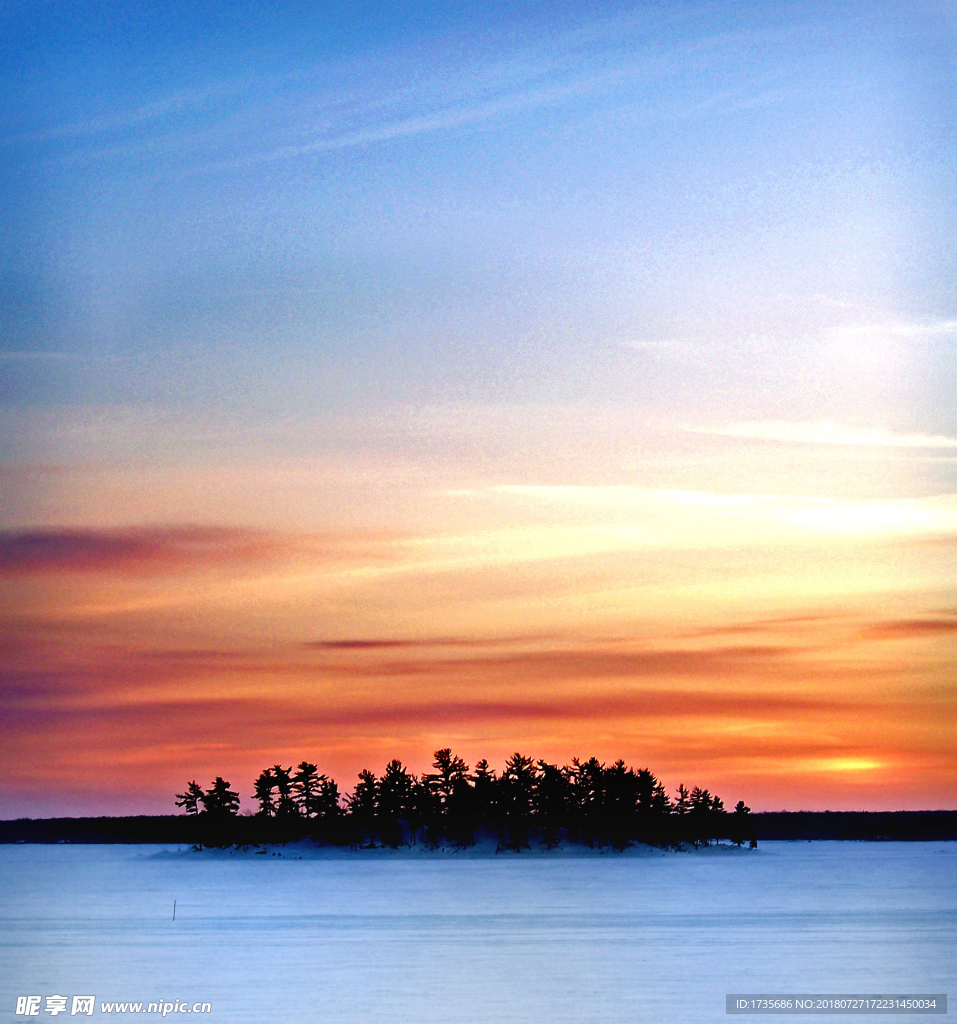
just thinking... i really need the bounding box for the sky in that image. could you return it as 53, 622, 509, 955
1, 0, 956, 816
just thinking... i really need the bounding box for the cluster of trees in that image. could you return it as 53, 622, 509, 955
173, 776, 240, 817
176, 750, 757, 851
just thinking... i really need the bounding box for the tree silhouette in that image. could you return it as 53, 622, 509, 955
603, 760, 637, 849
348, 768, 378, 847
175, 780, 204, 815
570, 757, 605, 847
315, 778, 344, 840
731, 799, 753, 847
253, 768, 276, 816
709, 794, 726, 844
424, 748, 469, 802
271, 765, 297, 820
688, 786, 712, 846
498, 752, 537, 851
684, 787, 728, 846
292, 762, 325, 817
377, 759, 416, 848
447, 774, 477, 847
634, 767, 671, 846
469, 758, 496, 833
201, 777, 240, 817
534, 760, 569, 849
178, 748, 756, 853
422, 748, 470, 846
196, 777, 241, 845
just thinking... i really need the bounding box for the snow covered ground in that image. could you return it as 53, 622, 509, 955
2, 841, 954, 1023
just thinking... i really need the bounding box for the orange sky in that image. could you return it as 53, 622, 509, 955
3, 415, 955, 816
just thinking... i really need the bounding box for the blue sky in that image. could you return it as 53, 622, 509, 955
3, 1, 955, 432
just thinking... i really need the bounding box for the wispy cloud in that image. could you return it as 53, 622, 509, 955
225, 71, 627, 168
18, 8, 799, 174
221, 33, 795, 170
438, 487, 957, 558
6, 687, 860, 736
0, 633, 836, 710
825, 318, 957, 343
0, 525, 393, 576
4, 602, 951, 812
304, 637, 538, 651
0, 526, 289, 576
690, 421, 957, 449
682, 613, 846, 639
6, 621, 837, 699
861, 618, 957, 641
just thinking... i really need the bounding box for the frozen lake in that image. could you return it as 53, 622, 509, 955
2, 842, 955, 1023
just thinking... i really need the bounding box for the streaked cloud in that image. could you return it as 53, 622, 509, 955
0, 525, 389, 576
1, 612, 939, 709
303, 637, 532, 651
825, 318, 957, 342
861, 618, 957, 641
446, 487, 957, 547
689, 421, 957, 449
3, 598, 954, 813
21, 9, 796, 174
0, 526, 290, 576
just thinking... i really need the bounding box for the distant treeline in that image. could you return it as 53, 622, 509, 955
3, 811, 956, 845
171, 750, 757, 850
748, 810, 957, 842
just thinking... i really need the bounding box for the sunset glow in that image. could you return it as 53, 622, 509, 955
2, 1, 955, 816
